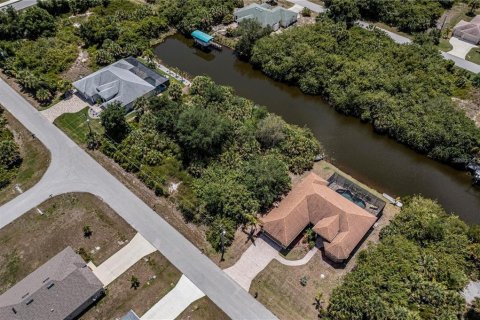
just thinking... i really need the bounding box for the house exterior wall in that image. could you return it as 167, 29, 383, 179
65, 288, 105, 320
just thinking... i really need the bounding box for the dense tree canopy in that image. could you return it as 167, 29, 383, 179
327, 196, 480, 320
325, 0, 450, 33
100, 76, 320, 250
0, 109, 21, 189
160, 0, 243, 34
250, 18, 480, 166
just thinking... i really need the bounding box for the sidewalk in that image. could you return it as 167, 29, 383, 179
88, 233, 157, 286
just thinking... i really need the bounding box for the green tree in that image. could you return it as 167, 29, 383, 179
176, 107, 232, 159
255, 114, 286, 148
83, 225, 92, 238
325, 0, 360, 27
240, 155, 291, 210
234, 19, 272, 59
168, 82, 183, 101
206, 217, 236, 252
100, 102, 130, 142
130, 275, 140, 289
20, 7, 56, 39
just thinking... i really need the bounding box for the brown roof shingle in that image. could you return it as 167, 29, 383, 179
260, 173, 377, 261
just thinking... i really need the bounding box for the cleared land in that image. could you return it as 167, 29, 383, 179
0, 193, 136, 294
0, 109, 49, 205
176, 297, 230, 320
250, 161, 399, 319
81, 252, 181, 320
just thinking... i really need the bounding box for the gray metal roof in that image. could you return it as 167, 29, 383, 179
0, 247, 104, 320
234, 3, 297, 28
121, 310, 141, 320
73, 57, 168, 108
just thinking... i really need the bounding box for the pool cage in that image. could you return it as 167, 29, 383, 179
327, 173, 386, 216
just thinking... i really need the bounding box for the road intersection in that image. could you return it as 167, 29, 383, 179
0, 78, 276, 320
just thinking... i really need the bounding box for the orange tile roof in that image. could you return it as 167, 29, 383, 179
260, 172, 377, 262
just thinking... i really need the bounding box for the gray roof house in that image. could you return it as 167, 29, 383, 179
73, 57, 169, 110
0, 247, 104, 320
234, 3, 297, 31
453, 15, 480, 44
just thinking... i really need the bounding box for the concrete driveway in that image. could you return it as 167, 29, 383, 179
141, 275, 205, 320
448, 37, 478, 59
40, 93, 91, 123
88, 233, 156, 286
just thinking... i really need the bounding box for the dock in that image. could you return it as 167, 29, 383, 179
191, 30, 222, 51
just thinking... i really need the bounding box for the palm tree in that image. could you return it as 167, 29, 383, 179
130, 275, 140, 290
83, 225, 92, 238
35, 88, 52, 103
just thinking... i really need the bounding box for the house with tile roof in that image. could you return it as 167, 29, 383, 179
234, 3, 297, 31
260, 172, 379, 263
73, 57, 169, 111
453, 15, 480, 44
0, 247, 104, 320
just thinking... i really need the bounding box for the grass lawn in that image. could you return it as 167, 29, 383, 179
438, 38, 453, 52
466, 47, 480, 64
0, 109, 50, 205
0, 193, 136, 294
81, 252, 182, 320
176, 297, 230, 320
54, 107, 103, 145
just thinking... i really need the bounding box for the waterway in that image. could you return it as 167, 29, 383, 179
155, 34, 480, 224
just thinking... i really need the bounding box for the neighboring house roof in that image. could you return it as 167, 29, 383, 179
73, 57, 168, 108
191, 30, 214, 43
453, 16, 480, 44
261, 173, 377, 262
234, 3, 297, 28
121, 310, 141, 320
0, 247, 104, 320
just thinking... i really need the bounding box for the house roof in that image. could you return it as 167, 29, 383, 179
261, 173, 377, 261
191, 30, 214, 43
234, 3, 297, 28
0, 247, 104, 320
453, 16, 480, 41
73, 57, 168, 108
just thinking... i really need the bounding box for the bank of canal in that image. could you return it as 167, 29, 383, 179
154, 34, 480, 224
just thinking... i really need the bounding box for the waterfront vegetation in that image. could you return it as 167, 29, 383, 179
325, 0, 451, 32
98, 76, 320, 250
0, 108, 21, 190
326, 196, 480, 319
250, 17, 480, 166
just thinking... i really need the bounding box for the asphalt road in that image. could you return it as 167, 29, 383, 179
0, 78, 277, 320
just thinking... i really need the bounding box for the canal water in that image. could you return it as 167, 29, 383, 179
155, 34, 480, 224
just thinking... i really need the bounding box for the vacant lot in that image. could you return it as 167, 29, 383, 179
0, 193, 135, 294
0, 109, 49, 205
81, 252, 181, 320
177, 297, 230, 320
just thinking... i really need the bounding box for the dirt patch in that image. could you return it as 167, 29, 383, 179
176, 297, 230, 320
80, 252, 181, 320
454, 94, 480, 128
62, 47, 93, 83
0, 193, 136, 294
0, 109, 50, 205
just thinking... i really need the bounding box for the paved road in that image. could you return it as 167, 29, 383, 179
0, 78, 276, 320
0, 0, 37, 10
